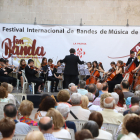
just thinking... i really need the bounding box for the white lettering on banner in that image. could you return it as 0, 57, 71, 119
0, 24, 140, 71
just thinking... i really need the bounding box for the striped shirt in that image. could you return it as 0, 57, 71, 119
43, 133, 62, 140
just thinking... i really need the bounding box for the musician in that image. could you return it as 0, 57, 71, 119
89, 61, 104, 74
107, 60, 124, 92
47, 59, 59, 92
54, 60, 63, 80
126, 50, 139, 67
0, 58, 17, 87
25, 59, 43, 94
83, 62, 92, 81
87, 62, 92, 70
60, 48, 84, 89
132, 63, 140, 73
104, 61, 116, 75
17, 59, 26, 89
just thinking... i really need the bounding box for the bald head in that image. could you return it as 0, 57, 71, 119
39, 117, 53, 133
70, 86, 77, 93
104, 97, 115, 109
130, 105, 140, 115
96, 83, 103, 90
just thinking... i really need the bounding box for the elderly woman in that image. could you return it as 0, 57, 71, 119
35, 96, 56, 120
19, 100, 38, 126
116, 114, 137, 140
81, 95, 89, 110
57, 103, 76, 132
89, 111, 113, 140
57, 90, 71, 107
111, 92, 127, 112
82, 120, 99, 138
46, 108, 71, 139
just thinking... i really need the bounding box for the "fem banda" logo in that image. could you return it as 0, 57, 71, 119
1, 36, 46, 59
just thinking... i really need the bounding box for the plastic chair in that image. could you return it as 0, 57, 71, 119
11, 93, 27, 104
102, 123, 119, 139
69, 129, 75, 140
68, 120, 87, 131
30, 126, 39, 131
22, 70, 36, 94
0, 134, 26, 140
0, 102, 7, 120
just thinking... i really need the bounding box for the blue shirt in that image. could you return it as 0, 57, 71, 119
43, 133, 62, 140
99, 90, 104, 97
78, 89, 88, 95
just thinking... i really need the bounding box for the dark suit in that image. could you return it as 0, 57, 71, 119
0, 69, 17, 87
126, 57, 139, 67
25, 65, 43, 94
60, 54, 84, 88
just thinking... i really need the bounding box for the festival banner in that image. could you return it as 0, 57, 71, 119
1, 23, 140, 71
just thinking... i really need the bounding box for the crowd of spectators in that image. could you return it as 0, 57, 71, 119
0, 80, 140, 140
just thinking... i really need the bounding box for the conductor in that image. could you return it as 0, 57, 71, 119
60, 48, 84, 88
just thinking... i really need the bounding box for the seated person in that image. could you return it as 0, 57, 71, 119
25, 131, 45, 140
99, 97, 123, 125
19, 100, 38, 126
4, 103, 31, 134
46, 108, 71, 139
25, 59, 43, 94
78, 80, 88, 95
57, 103, 76, 133
47, 59, 59, 92
0, 118, 15, 140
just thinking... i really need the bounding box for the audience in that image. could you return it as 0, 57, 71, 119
123, 97, 140, 116
129, 105, 140, 115
25, 131, 45, 140
82, 120, 99, 138
39, 117, 61, 140
19, 100, 38, 126
99, 97, 123, 125
0, 117, 15, 140
57, 90, 72, 107
81, 95, 89, 110
89, 111, 113, 140
56, 103, 76, 133
125, 115, 140, 139
1, 82, 16, 104
4, 103, 31, 134
96, 83, 103, 97
46, 108, 71, 139
35, 96, 56, 120
111, 92, 127, 112
67, 93, 91, 120
75, 129, 93, 140
102, 82, 109, 93
121, 80, 134, 99
78, 80, 88, 95
134, 90, 140, 99
85, 92, 102, 111
120, 133, 138, 140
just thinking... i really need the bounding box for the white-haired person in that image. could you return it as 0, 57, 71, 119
78, 80, 88, 95
85, 92, 102, 111
57, 103, 76, 133
66, 93, 91, 120
99, 97, 123, 125
25, 131, 45, 140
111, 92, 127, 112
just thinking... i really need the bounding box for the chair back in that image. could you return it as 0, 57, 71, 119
0, 102, 8, 120
102, 123, 119, 139
22, 70, 28, 83
68, 120, 87, 131
11, 93, 27, 104
69, 129, 75, 140
0, 134, 26, 140
30, 126, 39, 131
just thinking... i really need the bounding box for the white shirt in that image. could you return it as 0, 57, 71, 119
88, 102, 102, 111
7, 94, 16, 105
48, 67, 53, 77
52, 129, 71, 139
37, 111, 47, 120
97, 129, 113, 140
67, 106, 91, 120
